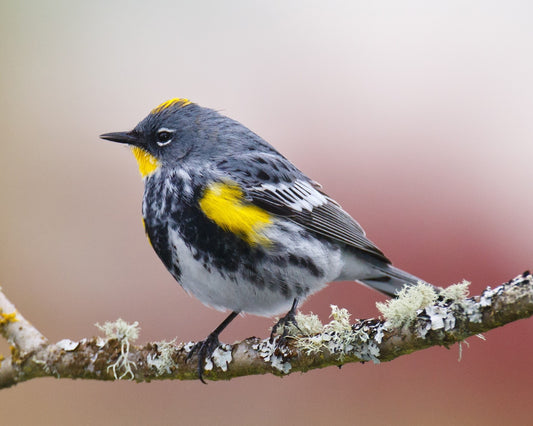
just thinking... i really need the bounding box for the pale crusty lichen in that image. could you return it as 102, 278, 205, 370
204, 344, 233, 373
146, 339, 177, 375
56, 339, 80, 351
377, 282, 438, 328
420, 305, 456, 336
322, 306, 355, 359
96, 319, 139, 380
418, 280, 471, 336
293, 305, 384, 363
252, 338, 292, 373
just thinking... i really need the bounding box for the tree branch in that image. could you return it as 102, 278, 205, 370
1, 272, 532, 388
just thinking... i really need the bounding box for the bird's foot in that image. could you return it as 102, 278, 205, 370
187, 332, 221, 384
270, 305, 302, 344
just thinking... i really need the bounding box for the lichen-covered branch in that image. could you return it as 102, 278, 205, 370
1, 272, 532, 388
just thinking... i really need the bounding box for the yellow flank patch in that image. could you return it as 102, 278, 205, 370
142, 217, 153, 247
151, 98, 192, 114
199, 182, 272, 246
131, 146, 160, 178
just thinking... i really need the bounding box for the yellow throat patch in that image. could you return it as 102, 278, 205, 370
131, 146, 160, 178
199, 182, 272, 246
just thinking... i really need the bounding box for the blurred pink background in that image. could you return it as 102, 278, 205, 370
1, 1, 532, 425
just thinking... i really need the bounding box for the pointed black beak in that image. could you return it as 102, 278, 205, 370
100, 131, 139, 145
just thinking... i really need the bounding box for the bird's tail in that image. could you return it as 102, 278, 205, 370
359, 264, 431, 298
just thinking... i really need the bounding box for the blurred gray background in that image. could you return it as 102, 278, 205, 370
1, 1, 532, 425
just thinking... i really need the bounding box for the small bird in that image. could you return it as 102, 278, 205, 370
101, 98, 428, 381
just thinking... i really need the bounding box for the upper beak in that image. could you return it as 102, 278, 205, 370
100, 131, 139, 145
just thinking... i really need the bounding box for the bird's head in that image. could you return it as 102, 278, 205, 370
101, 98, 207, 178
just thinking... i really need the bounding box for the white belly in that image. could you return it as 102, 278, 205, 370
168, 221, 343, 316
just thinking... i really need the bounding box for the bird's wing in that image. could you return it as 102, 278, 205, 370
218, 154, 390, 262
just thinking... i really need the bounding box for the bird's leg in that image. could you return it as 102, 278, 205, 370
270, 298, 301, 343
187, 311, 239, 384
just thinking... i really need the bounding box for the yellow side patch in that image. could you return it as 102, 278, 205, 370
151, 98, 191, 114
131, 146, 160, 178
199, 182, 272, 246
142, 217, 153, 248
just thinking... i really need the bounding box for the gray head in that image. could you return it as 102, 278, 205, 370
100, 98, 275, 178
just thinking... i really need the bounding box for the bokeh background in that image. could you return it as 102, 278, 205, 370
1, 1, 532, 425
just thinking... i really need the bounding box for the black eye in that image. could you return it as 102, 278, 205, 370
156, 129, 174, 146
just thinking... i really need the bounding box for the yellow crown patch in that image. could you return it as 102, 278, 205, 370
151, 98, 191, 114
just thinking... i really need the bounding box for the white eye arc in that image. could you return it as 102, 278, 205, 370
156, 128, 175, 146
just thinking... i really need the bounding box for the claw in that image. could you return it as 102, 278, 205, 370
186, 311, 239, 384
187, 333, 221, 384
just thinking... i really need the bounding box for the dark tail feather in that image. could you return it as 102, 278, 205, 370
359, 264, 431, 297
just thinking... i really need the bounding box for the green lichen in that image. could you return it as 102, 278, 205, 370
377, 282, 438, 328
284, 311, 324, 336
293, 305, 378, 362
441, 280, 470, 303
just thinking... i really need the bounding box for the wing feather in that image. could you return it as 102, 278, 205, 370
249, 179, 389, 262
216, 153, 389, 262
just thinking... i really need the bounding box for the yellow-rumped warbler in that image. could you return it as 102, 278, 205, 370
101, 98, 429, 381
